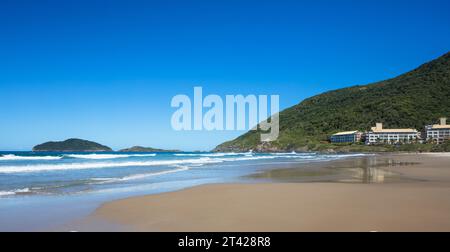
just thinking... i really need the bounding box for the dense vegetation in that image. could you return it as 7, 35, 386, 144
215, 52, 450, 152
33, 138, 112, 152
118, 146, 181, 152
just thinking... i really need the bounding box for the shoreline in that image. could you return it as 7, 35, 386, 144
68, 153, 450, 231
1, 152, 370, 231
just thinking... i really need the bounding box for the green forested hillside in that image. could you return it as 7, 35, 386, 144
215, 52, 450, 152
33, 138, 112, 152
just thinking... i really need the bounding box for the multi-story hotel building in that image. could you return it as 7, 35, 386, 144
330, 131, 362, 143
366, 123, 419, 145
425, 118, 450, 144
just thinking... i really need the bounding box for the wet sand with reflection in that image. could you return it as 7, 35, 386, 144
73, 153, 450, 231
248, 154, 424, 184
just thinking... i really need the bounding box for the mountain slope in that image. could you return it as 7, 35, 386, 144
215, 52, 450, 152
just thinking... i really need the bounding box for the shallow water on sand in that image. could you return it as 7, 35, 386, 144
249, 155, 421, 184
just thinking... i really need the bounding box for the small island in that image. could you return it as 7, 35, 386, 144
118, 146, 181, 153
32, 138, 112, 152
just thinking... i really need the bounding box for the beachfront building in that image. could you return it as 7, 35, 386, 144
425, 118, 450, 144
330, 131, 362, 143
366, 123, 419, 145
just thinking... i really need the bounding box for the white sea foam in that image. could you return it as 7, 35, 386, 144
92, 166, 190, 184
0, 153, 369, 174
270, 151, 309, 155
176, 152, 315, 158
224, 155, 312, 161
0, 188, 30, 197
0, 157, 221, 174
0, 155, 278, 174
174, 152, 252, 157
120, 166, 190, 181
324, 153, 370, 158
0, 191, 16, 196
0, 154, 62, 161
64, 153, 157, 159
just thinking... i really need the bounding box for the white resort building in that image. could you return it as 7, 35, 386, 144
425, 118, 450, 144
366, 123, 419, 145
330, 131, 362, 143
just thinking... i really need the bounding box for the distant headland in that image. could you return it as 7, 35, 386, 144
32, 138, 113, 152
32, 139, 179, 153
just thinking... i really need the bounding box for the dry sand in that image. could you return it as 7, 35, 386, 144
84, 153, 450, 231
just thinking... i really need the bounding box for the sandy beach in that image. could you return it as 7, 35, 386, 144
77, 153, 450, 232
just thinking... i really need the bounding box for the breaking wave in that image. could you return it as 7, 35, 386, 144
0, 154, 62, 161
91, 165, 190, 184
63, 153, 157, 159
0, 153, 369, 174
0, 188, 31, 197
174, 152, 252, 157
0, 157, 220, 174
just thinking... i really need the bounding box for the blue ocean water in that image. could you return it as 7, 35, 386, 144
0, 151, 366, 231
0, 151, 367, 197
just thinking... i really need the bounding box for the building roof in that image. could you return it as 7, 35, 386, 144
370, 127, 417, 133
430, 124, 450, 129
332, 131, 359, 136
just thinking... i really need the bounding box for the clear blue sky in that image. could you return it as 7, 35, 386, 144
1, 0, 450, 151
